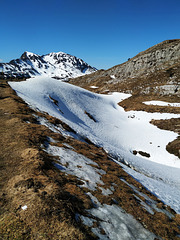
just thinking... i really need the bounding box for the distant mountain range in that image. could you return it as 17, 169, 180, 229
0, 51, 97, 79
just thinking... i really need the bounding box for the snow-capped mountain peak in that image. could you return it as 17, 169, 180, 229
1, 51, 97, 79
20, 51, 41, 60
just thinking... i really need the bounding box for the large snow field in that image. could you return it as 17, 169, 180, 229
9, 76, 180, 212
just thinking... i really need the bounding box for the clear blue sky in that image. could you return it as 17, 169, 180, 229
1, 0, 180, 69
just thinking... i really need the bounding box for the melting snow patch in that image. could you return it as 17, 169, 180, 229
120, 178, 174, 218
110, 75, 116, 79
47, 136, 57, 143
99, 187, 113, 196
33, 114, 84, 140
90, 86, 99, 89
80, 215, 96, 227
79, 192, 156, 239
82, 192, 156, 240
62, 142, 75, 149
45, 145, 106, 190
143, 100, 180, 107
22, 205, 27, 210
90, 204, 156, 240
118, 162, 180, 214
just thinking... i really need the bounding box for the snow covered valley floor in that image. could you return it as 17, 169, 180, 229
7, 76, 180, 239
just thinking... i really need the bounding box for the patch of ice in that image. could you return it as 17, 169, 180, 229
88, 204, 155, 240
80, 215, 96, 227
45, 145, 105, 190
79, 192, 156, 239
110, 185, 115, 191
47, 136, 57, 143
133, 194, 154, 215
62, 142, 75, 149
99, 187, 113, 196
86, 192, 101, 207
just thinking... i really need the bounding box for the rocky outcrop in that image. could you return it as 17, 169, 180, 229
70, 39, 180, 96
106, 39, 180, 82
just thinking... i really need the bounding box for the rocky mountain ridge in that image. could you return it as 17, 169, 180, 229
0, 51, 97, 79
108, 39, 180, 80
70, 39, 180, 96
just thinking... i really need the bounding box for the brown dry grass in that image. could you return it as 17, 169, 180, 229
150, 118, 180, 157
119, 94, 180, 114
69, 139, 180, 239
0, 79, 96, 240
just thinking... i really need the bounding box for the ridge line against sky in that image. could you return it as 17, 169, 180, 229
1, 0, 180, 69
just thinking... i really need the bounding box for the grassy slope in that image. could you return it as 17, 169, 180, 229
0, 79, 180, 239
